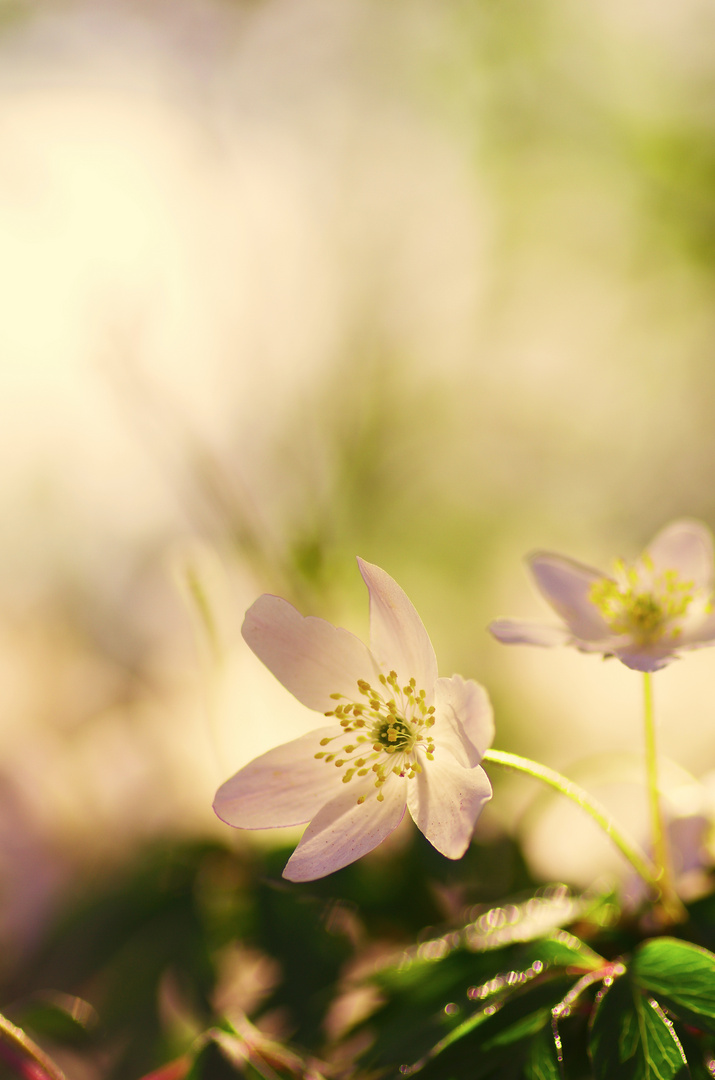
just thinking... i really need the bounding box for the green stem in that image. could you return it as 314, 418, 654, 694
642, 673, 683, 922
483, 748, 661, 897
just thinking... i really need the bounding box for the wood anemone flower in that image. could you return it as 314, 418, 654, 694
490, 519, 715, 673
214, 558, 494, 881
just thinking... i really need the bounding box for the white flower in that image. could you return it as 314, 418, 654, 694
214, 559, 494, 881
490, 519, 715, 673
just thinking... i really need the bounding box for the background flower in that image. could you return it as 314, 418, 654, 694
490, 520, 715, 672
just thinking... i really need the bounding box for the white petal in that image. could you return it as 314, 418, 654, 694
489, 619, 573, 648
529, 553, 613, 642
432, 675, 494, 766
611, 646, 675, 673
357, 558, 438, 694
613, 608, 715, 671
678, 611, 715, 647
645, 519, 715, 590
407, 757, 492, 859
242, 594, 378, 713
213, 726, 342, 829
283, 781, 406, 881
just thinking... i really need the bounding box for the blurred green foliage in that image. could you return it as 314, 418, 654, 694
3, 831, 715, 1079
0, 830, 535, 1078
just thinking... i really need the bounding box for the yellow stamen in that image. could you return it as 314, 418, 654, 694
590, 557, 696, 646
317, 673, 438, 805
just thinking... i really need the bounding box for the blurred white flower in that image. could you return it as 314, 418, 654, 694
214, 559, 494, 881
490, 520, 715, 673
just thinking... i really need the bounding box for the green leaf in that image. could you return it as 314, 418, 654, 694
524, 1025, 562, 1080
633, 938, 715, 1034
590, 972, 690, 1080
359, 931, 600, 1070
401, 973, 577, 1080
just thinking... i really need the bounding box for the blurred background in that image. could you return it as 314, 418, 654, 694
2, 0, 715, 1074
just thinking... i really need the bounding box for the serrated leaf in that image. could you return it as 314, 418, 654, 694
633, 938, 715, 1033
458, 888, 591, 952
360, 931, 600, 1070
590, 972, 690, 1080
529, 931, 604, 972
524, 1025, 562, 1080
638, 999, 691, 1080
401, 973, 576, 1080
373, 929, 601, 997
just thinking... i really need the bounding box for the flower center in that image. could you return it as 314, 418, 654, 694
589, 556, 695, 644
315, 670, 436, 804
374, 717, 415, 751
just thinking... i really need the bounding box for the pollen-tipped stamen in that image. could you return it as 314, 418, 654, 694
319, 673, 437, 804
590, 558, 697, 645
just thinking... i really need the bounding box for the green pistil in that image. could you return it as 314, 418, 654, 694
590, 557, 694, 644
373, 718, 415, 751
319, 670, 436, 802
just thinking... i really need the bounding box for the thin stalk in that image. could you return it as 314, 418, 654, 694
642, 673, 683, 922
483, 748, 661, 899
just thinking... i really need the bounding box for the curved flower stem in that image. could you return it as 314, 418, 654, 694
642, 673, 682, 922
483, 748, 677, 912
